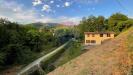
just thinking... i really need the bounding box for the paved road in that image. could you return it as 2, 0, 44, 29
17, 40, 71, 75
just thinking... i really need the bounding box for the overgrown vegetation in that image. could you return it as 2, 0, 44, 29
54, 41, 82, 67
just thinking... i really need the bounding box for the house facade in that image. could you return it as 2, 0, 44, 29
84, 32, 115, 45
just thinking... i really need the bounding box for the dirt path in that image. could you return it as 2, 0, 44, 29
48, 28, 133, 75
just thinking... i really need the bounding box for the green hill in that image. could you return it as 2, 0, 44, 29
28, 22, 59, 29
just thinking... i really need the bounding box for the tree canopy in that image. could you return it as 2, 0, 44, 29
78, 13, 133, 37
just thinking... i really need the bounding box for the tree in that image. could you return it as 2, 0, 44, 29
0, 18, 48, 69
78, 15, 107, 39
108, 13, 128, 31
79, 16, 97, 33
117, 19, 133, 31
3, 44, 33, 65
97, 16, 105, 31
54, 27, 79, 45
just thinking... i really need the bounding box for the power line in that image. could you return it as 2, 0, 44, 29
115, 0, 131, 13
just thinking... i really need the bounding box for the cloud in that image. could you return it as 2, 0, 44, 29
0, 1, 81, 25
33, 16, 81, 25
31, 16, 81, 25
41, 14, 44, 17
32, 0, 42, 6
0, 1, 40, 23
50, 1, 54, 4
56, 16, 81, 25
64, 2, 71, 7
56, 5, 60, 8
41, 5, 51, 12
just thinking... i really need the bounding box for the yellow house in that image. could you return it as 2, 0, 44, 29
84, 32, 115, 45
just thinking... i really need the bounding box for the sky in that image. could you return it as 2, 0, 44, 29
0, 0, 133, 25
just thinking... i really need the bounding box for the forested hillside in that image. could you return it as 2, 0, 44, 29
0, 19, 57, 70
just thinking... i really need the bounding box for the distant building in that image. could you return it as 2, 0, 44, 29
84, 32, 115, 45
39, 28, 43, 32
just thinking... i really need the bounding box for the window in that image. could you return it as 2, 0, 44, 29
91, 40, 96, 43
86, 40, 90, 43
107, 34, 111, 37
100, 34, 103, 37
92, 34, 95, 37
87, 34, 90, 37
